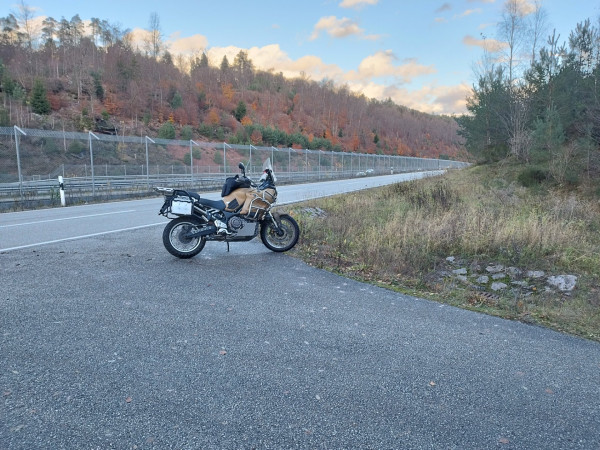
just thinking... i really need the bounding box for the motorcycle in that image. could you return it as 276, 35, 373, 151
154, 159, 300, 258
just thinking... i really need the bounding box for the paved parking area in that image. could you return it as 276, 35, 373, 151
2, 227, 600, 449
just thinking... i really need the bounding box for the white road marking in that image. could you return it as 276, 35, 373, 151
0, 222, 164, 253
0, 210, 137, 228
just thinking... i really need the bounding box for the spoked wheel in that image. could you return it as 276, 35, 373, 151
162, 216, 206, 258
260, 214, 300, 252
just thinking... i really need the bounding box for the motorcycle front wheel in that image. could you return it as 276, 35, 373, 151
162, 216, 206, 258
260, 214, 300, 252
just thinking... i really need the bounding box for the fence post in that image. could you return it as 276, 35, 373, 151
145, 136, 155, 189
305, 149, 308, 180
89, 131, 99, 197
13, 126, 26, 201
271, 147, 276, 170
190, 140, 199, 184
223, 142, 233, 176
249, 144, 257, 174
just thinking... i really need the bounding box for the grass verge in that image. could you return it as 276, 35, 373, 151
286, 163, 600, 341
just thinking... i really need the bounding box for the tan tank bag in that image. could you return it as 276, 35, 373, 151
222, 188, 252, 212
240, 188, 277, 217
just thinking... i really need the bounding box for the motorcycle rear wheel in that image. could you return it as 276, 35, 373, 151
162, 216, 206, 258
260, 214, 300, 252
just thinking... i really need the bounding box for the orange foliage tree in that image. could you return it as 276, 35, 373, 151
208, 108, 220, 125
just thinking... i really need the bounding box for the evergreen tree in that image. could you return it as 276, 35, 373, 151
158, 122, 176, 139
30, 79, 51, 115
170, 91, 183, 109
91, 71, 104, 101
220, 55, 230, 72
234, 100, 247, 121
199, 52, 209, 67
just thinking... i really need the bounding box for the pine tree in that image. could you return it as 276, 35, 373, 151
30, 79, 51, 115
234, 100, 247, 121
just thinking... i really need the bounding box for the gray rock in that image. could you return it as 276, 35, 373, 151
491, 282, 508, 291
486, 265, 505, 273
446, 256, 456, 263
546, 275, 577, 292
526, 270, 545, 279
452, 268, 467, 275
506, 267, 523, 278
475, 275, 489, 284
492, 273, 507, 280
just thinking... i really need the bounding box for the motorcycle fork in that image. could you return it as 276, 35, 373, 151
266, 211, 284, 236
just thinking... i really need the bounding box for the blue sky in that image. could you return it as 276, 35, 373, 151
9, 0, 600, 115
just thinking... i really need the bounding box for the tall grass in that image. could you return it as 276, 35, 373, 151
292, 166, 600, 339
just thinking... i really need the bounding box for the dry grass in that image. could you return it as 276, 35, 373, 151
291, 165, 600, 340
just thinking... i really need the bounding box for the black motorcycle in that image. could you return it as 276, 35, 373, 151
155, 159, 299, 258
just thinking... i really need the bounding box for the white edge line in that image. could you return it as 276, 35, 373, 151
0, 222, 164, 253
0, 209, 137, 228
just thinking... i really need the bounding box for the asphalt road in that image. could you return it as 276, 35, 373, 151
0, 172, 440, 252
1, 174, 600, 449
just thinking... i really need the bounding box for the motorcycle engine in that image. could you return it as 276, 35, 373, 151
227, 216, 257, 237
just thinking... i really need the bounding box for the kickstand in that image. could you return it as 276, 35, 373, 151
226, 241, 230, 252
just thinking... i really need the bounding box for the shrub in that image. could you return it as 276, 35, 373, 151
517, 167, 547, 187
158, 122, 176, 140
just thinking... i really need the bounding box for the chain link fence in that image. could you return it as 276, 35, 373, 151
0, 126, 469, 209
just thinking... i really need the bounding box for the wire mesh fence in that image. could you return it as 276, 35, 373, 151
0, 126, 469, 209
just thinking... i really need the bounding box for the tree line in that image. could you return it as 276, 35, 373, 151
457, 0, 600, 186
0, 4, 465, 163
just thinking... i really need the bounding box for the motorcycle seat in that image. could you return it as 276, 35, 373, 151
197, 197, 226, 211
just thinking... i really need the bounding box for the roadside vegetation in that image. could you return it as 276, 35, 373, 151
290, 162, 600, 341
286, 6, 597, 341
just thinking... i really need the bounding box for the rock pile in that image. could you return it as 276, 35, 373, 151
442, 256, 578, 297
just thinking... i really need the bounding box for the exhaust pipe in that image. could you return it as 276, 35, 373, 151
184, 225, 217, 239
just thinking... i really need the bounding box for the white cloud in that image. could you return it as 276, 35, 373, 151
463, 34, 507, 52
127, 27, 151, 51
310, 16, 364, 40
457, 8, 482, 18
339, 0, 378, 9
513, 0, 537, 15
352, 82, 471, 115
345, 51, 436, 84
167, 32, 209, 56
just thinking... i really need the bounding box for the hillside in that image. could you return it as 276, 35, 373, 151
0, 13, 467, 170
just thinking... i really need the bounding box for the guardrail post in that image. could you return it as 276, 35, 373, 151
58, 175, 66, 206
13, 126, 26, 201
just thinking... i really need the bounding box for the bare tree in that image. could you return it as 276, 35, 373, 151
497, 0, 533, 160
145, 12, 162, 59
528, 0, 548, 63
14, 0, 37, 50
498, 0, 528, 85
